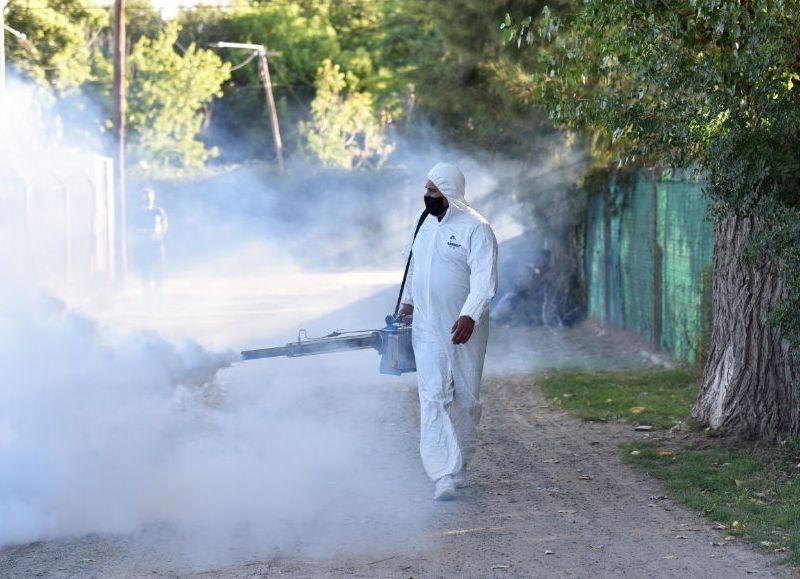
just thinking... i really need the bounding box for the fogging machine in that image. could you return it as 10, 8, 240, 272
240, 210, 430, 375
241, 316, 415, 375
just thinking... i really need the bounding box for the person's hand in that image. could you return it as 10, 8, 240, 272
398, 303, 414, 323
451, 316, 475, 344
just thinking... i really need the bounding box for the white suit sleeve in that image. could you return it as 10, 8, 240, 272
459, 223, 498, 323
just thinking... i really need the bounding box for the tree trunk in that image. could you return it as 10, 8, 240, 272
692, 215, 798, 440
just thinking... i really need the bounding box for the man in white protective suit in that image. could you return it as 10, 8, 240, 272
398, 162, 498, 501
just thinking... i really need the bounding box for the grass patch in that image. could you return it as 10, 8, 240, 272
536, 369, 698, 429
536, 368, 800, 565
625, 440, 800, 564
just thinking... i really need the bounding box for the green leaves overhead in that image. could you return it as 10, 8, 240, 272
300, 59, 393, 170
507, 0, 800, 353
5, 0, 108, 93
507, 1, 800, 169
127, 21, 231, 168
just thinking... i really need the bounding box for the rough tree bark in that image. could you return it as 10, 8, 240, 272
692, 216, 798, 440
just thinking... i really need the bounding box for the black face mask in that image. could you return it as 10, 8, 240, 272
424, 195, 447, 217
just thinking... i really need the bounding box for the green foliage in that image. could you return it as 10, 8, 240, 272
537, 369, 699, 429
300, 59, 393, 170
508, 0, 800, 352
127, 21, 231, 168
626, 439, 800, 565
408, 0, 572, 158
326, 0, 422, 121
126, 0, 165, 46
174, 0, 576, 165
5, 0, 107, 93
177, 3, 343, 162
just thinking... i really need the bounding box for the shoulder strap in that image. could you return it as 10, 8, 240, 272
394, 210, 429, 316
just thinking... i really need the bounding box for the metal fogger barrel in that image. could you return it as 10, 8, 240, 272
240, 315, 416, 376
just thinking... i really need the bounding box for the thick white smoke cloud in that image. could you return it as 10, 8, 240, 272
0, 290, 235, 544
0, 79, 431, 563
0, 289, 427, 562
0, 71, 585, 564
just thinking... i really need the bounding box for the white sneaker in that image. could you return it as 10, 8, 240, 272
453, 468, 468, 488
433, 474, 457, 501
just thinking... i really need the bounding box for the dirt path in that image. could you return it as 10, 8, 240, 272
187, 361, 792, 578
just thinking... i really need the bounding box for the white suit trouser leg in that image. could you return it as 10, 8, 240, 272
415, 337, 482, 481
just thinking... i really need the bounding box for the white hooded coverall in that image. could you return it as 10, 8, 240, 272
401, 163, 498, 482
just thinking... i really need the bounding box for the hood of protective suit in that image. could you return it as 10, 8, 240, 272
427, 162, 468, 207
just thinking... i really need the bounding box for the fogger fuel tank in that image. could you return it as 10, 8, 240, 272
240, 315, 416, 375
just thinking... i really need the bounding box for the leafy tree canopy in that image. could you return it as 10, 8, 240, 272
408, 0, 571, 158
507, 0, 800, 349
5, 0, 107, 93
127, 21, 231, 168
301, 59, 394, 170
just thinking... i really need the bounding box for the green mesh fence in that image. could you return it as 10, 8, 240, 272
584, 170, 713, 363
585, 191, 606, 321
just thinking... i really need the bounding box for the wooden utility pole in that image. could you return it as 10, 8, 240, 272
113, 0, 127, 278
211, 42, 284, 174
256, 48, 284, 175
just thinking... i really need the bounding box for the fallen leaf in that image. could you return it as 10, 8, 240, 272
759, 541, 773, 547
710, 541, 724, 547
732, 521, 746, 532
630, 450, 641, 456
544, 550, 554, 555
658, 450, 675, 457
630, 406, 646, 414
711, 522, 726, 530
774, 547, 788, 553
589, 545, 604, 551
543, 458, 560, 464
734, 479, 745, 487
663, 555, 678, 559
724, 535, 736, 542
605, 398, 614, 403
635, 425, 654, 431
578, 474, 593, 480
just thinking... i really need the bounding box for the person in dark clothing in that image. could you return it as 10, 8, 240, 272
131, 187, 168, 300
